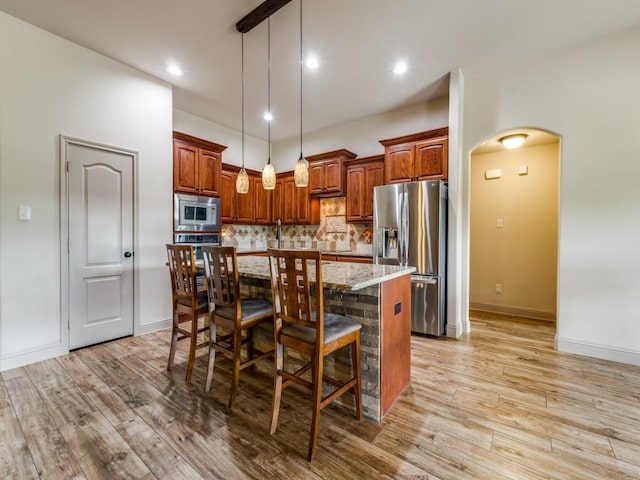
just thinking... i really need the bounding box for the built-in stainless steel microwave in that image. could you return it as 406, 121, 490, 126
174, 193, 221, 232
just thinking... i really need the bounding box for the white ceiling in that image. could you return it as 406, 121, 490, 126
2, 0, 640, 142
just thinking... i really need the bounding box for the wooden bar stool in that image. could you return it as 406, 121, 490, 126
201, 246, 274, 409
165, 244, 210, 384
267, 248, 362, 461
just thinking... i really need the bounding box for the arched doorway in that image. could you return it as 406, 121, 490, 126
469, 128, 560, 329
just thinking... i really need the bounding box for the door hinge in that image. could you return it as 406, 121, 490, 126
66, 161, 70, 172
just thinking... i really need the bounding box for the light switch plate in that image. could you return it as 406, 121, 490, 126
18, 205, 31, 221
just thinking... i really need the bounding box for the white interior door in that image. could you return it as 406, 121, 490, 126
66, 139, 134, 349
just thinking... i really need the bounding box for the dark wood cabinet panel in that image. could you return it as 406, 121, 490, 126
220, 168, 237, 223
220, 166, 257, 224
254, 174, 272, 224
346, 155, 384, 223
173, 132, 225, 196
173, 141, 199, 194
380, 127, 448, 184
271, 177, 284, 223
415, 137, 448, 180
197, 149, 222, 196
280, 172, 319, 225
306, 149, 356, 197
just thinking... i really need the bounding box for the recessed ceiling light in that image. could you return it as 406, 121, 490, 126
305, 55, 319, 69
263, 111, 273, 122
166, 64, 183, 76
393, 61, 408, 75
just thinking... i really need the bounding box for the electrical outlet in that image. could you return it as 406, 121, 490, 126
495, 283, 502, 294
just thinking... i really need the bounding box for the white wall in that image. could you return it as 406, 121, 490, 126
0, 12, 174, 369
470, 143, 559, 319
463, 27, 640, 364
273, 97, 449, 170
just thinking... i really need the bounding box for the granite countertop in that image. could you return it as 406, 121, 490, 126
236, 256, 414, 291
235, 248, 373, 258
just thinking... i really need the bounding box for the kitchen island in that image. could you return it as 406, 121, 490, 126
235, 255, 415, 421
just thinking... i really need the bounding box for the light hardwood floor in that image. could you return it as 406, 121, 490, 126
2, 312, 640, 479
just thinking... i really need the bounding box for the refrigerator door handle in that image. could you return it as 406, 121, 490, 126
411, 275, 437, 284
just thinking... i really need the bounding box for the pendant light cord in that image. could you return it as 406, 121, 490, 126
299, 0, 303, 159
267, 16, 271, 165
241, 33, 245, 169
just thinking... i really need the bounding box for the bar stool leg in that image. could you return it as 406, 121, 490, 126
205, 321, 217, 392
229, 330, 242, 409
185, 312, 198, 384
167, 308, 179, 371
270, 343, 284, 435
308, 356, 324, 461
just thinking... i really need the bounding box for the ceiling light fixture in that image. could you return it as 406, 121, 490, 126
236, 34, 249, 194
499, 133, 528, 149
166, 64, 183, 76
305, 54, 319, 69
262, 17, 276, 190
294, 0, 309, 187
393, 61, 408, 75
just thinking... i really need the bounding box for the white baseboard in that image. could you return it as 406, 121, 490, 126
469, 302, 556, 322
0, 343, 67, 372
136, 318, 171, 336
446, 322, 462, 338
556, 336, 640, 367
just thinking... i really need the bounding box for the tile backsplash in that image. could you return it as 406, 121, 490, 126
221, 197, 373, 253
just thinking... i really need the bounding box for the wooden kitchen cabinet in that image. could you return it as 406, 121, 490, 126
254, 173, 272, 225
306, 149, 357, 197
271, 177, 284, 223
345, 155, 384, 223
280, 172, 320, 225
173, 131, 226, 196
380, 127, 448, 184
220, 165, 256, 224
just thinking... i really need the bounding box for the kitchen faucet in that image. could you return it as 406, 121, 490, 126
275, 218, 282, 248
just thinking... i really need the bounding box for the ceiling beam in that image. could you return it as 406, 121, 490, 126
236, 0, 293, 33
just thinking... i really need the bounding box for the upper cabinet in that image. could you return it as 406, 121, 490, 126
345, 155, 385, 223
173, 131, 226, 196
306, 149, 357, 197
220, 165, 256, 224
280, 172, 320, 225
380, 127, 448, 184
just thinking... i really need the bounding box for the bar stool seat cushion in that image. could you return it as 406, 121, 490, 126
282, 313, 362, 345
177, 290, 208, 310
214, 298, 273, 323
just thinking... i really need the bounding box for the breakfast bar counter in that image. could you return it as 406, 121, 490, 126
236, 255, 415, 421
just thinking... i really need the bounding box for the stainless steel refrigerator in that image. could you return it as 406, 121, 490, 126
373, 180, 447, 336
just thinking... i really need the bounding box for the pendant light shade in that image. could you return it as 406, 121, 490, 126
294, 0, 309, 187
261, 17, 276, 190
236, 167, 249, 193
236, 33, 250, 194
262, 163, 276, 189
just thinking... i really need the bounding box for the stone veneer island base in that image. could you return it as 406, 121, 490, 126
235, 255, 415, 422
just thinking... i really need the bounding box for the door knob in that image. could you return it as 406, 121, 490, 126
124, 251, 133, 258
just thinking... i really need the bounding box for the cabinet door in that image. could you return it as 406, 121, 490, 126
363, 162, 384, 220
385, 143, 415, 184
197, 149, 221, 196
235, 174, 255, 224
173, 141, 199, 193
254, 175, 272, 224
415, 137, 448, 181
282, 176, 297, 224
324, 158, 343, 194
295, 183, 311, 223
308, 162, 326, 195
272, 177, 284, 224
346, 165, 365, 222
220, 169, 237, 222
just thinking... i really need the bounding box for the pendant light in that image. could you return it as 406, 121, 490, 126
262, 17, 276, 190
236, 33, 249, 194
293, 0, 309, 187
